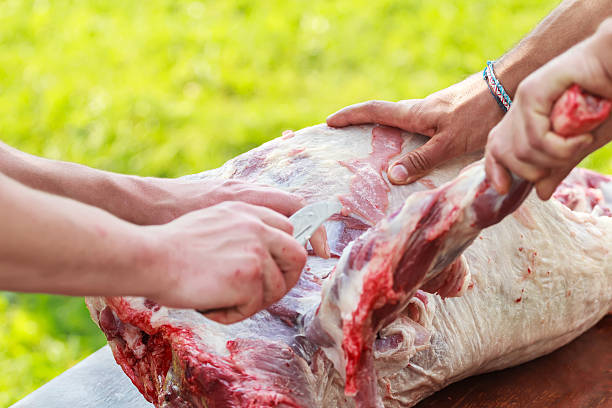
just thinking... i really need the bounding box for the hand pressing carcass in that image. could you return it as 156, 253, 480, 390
486, 18, 612, 200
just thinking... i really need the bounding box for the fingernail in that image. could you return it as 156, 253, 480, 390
491, 166, 509, 195
389, 164, 409, 182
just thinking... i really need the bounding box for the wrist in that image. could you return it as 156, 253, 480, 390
108, 175, 181, 225
489, 59, 522, 101
129, 224, 175, 300
454, 72, 505, 135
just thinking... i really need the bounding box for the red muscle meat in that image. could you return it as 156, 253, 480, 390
338, 126, 403, 224
550, 84, 611, 137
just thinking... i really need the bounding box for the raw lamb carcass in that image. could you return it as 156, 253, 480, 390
86, 122, 612, 407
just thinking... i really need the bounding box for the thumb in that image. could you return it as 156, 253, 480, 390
387, 135, 456, 184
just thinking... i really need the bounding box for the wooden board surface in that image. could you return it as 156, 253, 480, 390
415, 315, 611, 408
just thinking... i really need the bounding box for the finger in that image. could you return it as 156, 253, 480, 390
260, 252, 288, 306
488, 131, 550, 184
327, 100, 430, 133
238, 185, 306, 217
535, 167, 574, 201
387, 134, 457, 184
504, 154, 551, 184
236, 202, 294, 235
201, 307, 237, 324
206, 274, 269, 324
263, 227, 307, 290
513, 132, 592, 169
213, 256, 289, 324
485, 145, 513, 195
309, 225, 330, 259
531, 131, 593, 161
200, 274, 265, 324
203, 306, 251, 325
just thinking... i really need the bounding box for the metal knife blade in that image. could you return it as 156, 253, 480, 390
289, 199, 342, 246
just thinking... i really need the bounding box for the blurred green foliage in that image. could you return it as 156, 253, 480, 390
1, 0, 610, 405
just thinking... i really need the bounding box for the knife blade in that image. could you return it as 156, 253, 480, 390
289, 199, 342, 246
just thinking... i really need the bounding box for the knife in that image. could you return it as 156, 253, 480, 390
198, 199, 341, 317
289, 199, 342, 246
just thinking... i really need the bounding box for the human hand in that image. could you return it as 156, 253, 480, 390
134, 177, 330, 258
485, 19, 612, 200
147, 201, 308, 324
326, 73, 504, 184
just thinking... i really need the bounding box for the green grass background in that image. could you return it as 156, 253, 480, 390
1, 0, 610, 405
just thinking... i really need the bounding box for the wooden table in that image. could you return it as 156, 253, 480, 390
12, 316, 610, 408
415, 315, 611, 408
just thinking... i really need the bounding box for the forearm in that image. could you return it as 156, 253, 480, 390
0, 172, 162, 297
0, 141, 174, 224
495, 0, 612, 98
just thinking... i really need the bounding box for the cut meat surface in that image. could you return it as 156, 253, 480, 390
550, 84, 612, 137
86, 109, 611, 407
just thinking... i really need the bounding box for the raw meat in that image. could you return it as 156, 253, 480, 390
551, 84, 612, 137
312, 85, 611, 407
86, 121, 612, 407
312, 164, 532, 407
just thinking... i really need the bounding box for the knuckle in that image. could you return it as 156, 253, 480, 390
238, 253, 264, 277
525, 129, 544, 150
245, 264, 263, 282
291, 248, 307, 270
487, 127, 500, 144
523, 120, 543, 147
404, 150, 432, 174
427, 94, 449, 111
221, 179, 239, 190
555, 146, 574, 160
366, 100, 384, 109
241, 215, 264, 232
515, 79, 535, 100
514, 144, 532, 161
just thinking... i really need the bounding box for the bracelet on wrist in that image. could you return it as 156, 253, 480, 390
483, 60, 512, 113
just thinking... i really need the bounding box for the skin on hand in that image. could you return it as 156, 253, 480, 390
147, 201, 308, 324
485, 18, 612, 200
139, 177, 330, 258
326, 73, 503, 185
